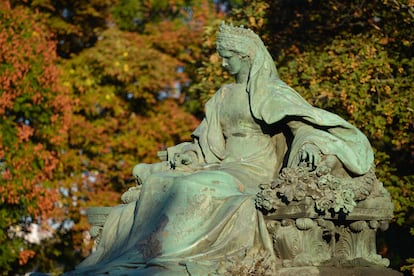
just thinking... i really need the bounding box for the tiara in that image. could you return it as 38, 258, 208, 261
217, 22, 261, 56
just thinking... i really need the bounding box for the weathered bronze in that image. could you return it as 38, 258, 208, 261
65, 22, 395, 275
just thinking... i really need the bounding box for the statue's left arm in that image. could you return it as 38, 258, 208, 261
250, 81, 374, 175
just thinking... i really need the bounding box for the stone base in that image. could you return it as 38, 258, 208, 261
276, 266, 402, 276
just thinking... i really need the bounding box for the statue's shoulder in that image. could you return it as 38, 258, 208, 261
219, 83, 234, 94
264, 79, 310, 106
207, 84, 233, 103
266, 79, 295, 94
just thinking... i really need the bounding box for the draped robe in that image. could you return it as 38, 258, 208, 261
67, 78, 373, 276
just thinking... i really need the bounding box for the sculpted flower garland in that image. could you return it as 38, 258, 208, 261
256, 163, 378, 214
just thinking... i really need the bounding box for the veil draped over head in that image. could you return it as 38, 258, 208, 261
217, 22, 374, 175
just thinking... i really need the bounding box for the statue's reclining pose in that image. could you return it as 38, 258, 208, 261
66, 23, 389, 276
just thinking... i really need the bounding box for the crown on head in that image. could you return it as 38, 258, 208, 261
217, 22, 260, 56
218, 22, 256, 37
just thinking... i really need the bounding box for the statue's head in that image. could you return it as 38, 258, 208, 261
216, 22, 261, 61
217, 22, 279, 84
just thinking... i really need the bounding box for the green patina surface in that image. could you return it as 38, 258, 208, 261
64, 23, 393, 276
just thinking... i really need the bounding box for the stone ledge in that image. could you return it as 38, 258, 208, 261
263, 196, 394, 221
276, 266, 402, 276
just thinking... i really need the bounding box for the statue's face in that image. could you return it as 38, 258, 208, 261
218, 49, 244, 76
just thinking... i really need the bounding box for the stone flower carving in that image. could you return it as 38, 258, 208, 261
256, 163, 375, 214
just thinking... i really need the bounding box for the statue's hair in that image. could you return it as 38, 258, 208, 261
216, 22, 261, 58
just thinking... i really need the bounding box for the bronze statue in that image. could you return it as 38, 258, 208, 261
65, 22, 394, 275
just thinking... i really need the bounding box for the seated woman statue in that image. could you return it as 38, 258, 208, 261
67, 22, 373, 275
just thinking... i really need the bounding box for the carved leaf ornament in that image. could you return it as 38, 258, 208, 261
256, 163, 376, 214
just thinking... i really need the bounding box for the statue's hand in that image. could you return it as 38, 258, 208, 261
300, 143, 322, 168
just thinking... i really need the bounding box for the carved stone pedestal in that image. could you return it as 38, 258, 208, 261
262, 195, 398, 274
265, 197, 393, 265
254, 163, 400, 274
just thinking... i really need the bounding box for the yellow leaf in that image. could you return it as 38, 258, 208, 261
384, 85, 391, 95
209, 53, 219, 63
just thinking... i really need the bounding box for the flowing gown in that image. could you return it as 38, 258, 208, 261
69, 83, 281, 275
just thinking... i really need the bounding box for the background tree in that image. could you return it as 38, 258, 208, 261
0, 2, 73, 273
11, 0, 118, 57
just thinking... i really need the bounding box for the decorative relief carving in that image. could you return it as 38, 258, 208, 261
256, 163, 388, 215
257, 164, 393, 268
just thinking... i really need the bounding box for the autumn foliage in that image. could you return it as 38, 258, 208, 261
1, 0, 218, 274
0, 2, 73, 272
